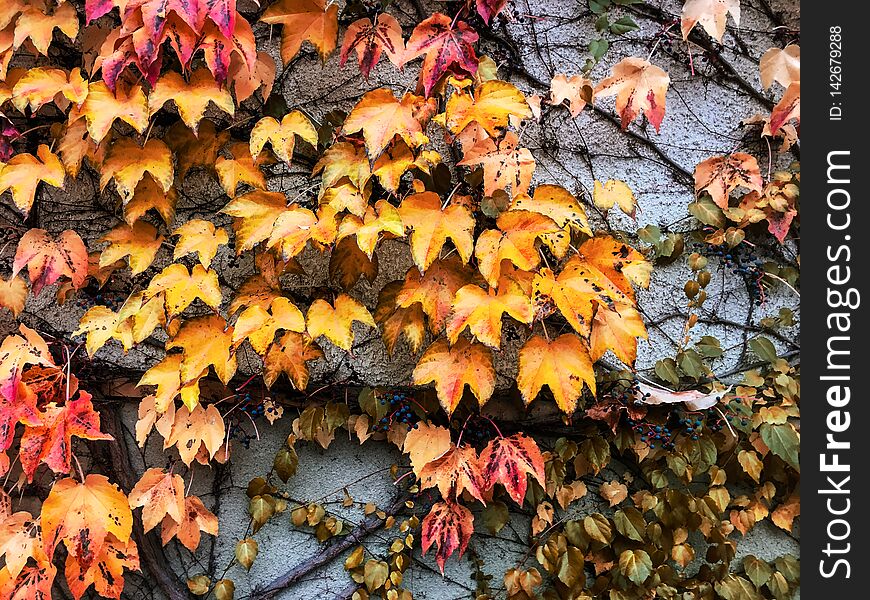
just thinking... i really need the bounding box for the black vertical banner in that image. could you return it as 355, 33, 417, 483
803, 2, 867, 596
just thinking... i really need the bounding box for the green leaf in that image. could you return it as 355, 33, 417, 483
695, 335, 723, 358
589, 0, 612, 15
749, 337, 778, 363
618, 549, 652, 585
655, 358, 680, 386
589, 38, 610, 60
614, 507, 646, 542
774, 554, 800, 583
715, 574, 763, 600
595, 14, 610, 32
637, 224, 662, 245
689, 197, 726, 227
677, 349, 705, 380
557, 546, 586, 588
610, 16, 639, 34
760, 423, 800, 471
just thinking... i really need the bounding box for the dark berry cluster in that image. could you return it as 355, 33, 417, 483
240, 391, 265, 418
74, 285, 124, 311
694, 242, 767, 305
455, 415, 494, 445
373, 390, 419, 432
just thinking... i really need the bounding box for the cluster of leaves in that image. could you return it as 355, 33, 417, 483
0, 0, 800, 598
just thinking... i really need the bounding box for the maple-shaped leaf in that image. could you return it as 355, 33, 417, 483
590, 301, 647, 364
10, 67, 88, 114
0, 324, 54, 406
336, 199, 405, 257
164, 118, 228, 180
343, 89, 434, 158
263, 331, 323, 389
340, 13, 404, 78
760, 44, 800, 90
72, 81, 149, 143
166, 314, 237, 384
419, 443, 486, 503
313, 140, 372, 196
128, 468, 185, 533
0, 558, 56, 600
13, 2, 78, 56
100, 138, 174, 203
123, 176, 178, 225
12, 228, 88, 295
480, 433, 545, 504
476, 0, 509, 24
222, 190, 288, 252
307, 293, 376, 351
413, 337, 495, 414
229, 50, 276, 102
769, 82, 799, 134
421, 501, 473, 573
549, 74, 593, 117
172, 219, 229, 269
249, 111, 318, 164
41, 474, 132, 567
64, 533, 139, 600
373, 281, 426, 355
0, 144, 65, 214
159, 495, 218, 551
446, 282, 532, 349
261, 0, 339, 64
517, 333, 595, 413
594, 57, 669, 132
398, 192, 475, 272
681, 0, 740, 42
474, 210, 561, 287
164, 403, 225, 466
329, 236, 378, 289
149, 69, 235, 134
215, 142, 268, 198
0, 509, 40, 579
578, 236, 651, 294
445, 80, 531, 137
55, 118, 101, 179
593, 179, 637, 217
694, 153, 763, 209
0, 275, 27, 317
266, 205, 319, 260
99, 221, 164, 276
372, 140, 439, 193
19, 390, 113, 480
402, 422, 452, 476
458, 131, 535, 197
138, 354, 205, 412
403, 13, 479, 97
146, 263, 222, 318
396, 256, 474, 334
511, 184, 592, 256
233, 297, 305, 354
74, 305, 135, 357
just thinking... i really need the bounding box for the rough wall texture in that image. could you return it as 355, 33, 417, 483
0, 0, 800, 598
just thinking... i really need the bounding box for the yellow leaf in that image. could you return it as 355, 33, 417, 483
99, 221, 164, 276
306, 293, 375, 351
166, 314, 237, 384
445, 80, 531, 136
261, 0, 339, 63
398, 191, 475, 272
0, 144, 65, 214
413, 337, 495, 414
446, 282, 532, 349
145, 263, 222, 318
73, 81, 148, 143
250, 111, 318, 163
100, 138, 174, 203
172, 220, 229, 269
343, 88, 433, 157
149, 69, 234, 134
518, 334, 595, 412
593, 179, 636, 217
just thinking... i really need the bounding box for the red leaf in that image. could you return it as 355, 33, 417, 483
421, 501, 473, 573
480, 433, 545, 505
476, 0, 509, 24
403, 13, 478, 97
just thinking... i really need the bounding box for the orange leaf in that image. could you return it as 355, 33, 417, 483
40, 474, 132, 567
403, 13, 479, 97
343, 88, 433, 157
590, 302, 647, 364
215, 142, 268, 198
0, 275, 27, 317
123, 175, 178, 225
340, 14, 404, 78
402, 422, 452, 476
329, 236, 378, 289
474, 210, 561, 287
233, 297, 305, 354
518, 333, 595, 412
148, 69, 234, 134
760, 44, 799, 90
399, 191, 475, 272
11, 67, 87, 113
694, 153, 763, 209
164, 403, 225, 466
13, 2, 78, 55
0, 144, 65, 214
72, 81, 148, 143
549, 74, 593, 117
64, 534, 139, 600
419, 443, 486, 503
445, 80, 531, 136
222, 190, 289, 252
160, 495, 218, 551
263, 331, 323, 389
100, 137, 174, 203
396, 256, 474, 334
480, 433, 545, 504
458, 131, 535, 197
166, 314, 237, 384
769, 82, 799, 134
128, 468, 185, 533
413, 337, 494, 414
421, 501, 473, 573
374, 281, 426, 355
306, 293, 376, 351
12, 228, 87, 295
336, 199, 405, 257
681, 0, 740, 42
594, 57, 669, 132
137, 354, 204, 412
446, 282, 532, 349
261, 0, 339, 64
98, 220, 164, 276
0, 509, 40, 579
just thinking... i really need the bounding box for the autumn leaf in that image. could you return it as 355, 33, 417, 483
64, 534, 139, 600
138, 354, 205, 412
694, 153, 763, 209
593, 179, 636, 217
340, 14, 404, 78
306, 293, 376, 351
166, 314, 237, 384
172, 219, 229, 269
403, 13, 479, 97
458, 131, 535, 197
373, 281, 426, 355
41, 474, 132, 567
446, 282, 532, 349
13, 2, 78, 55
11, 67, 87, 113
164, 403, 226, 466
146, 263, 222, 318
100, 138, 174, 203
261, 0, 339, 64
578, 235, 651, 293
396, 256, 473, 334
421, 501, 474, 573
160, 495, 219, 551
476, 0, 509, 24
124, 176, 178, 225
760, 45, 800, 90
402, 422, 452, 476
72, 81, 149, 143
229, 50, 276, 102
149, 69, 235, 134
445, 80, 531, 136
419, 443, 486, 503
233, 297, 305, 354
343, 89, 433, 157
0, 144, 65, 214
215, 142, 268, 198
249, 111, 318, 164
413, 337, 495, 414
480, 433, 545, 505
336, 199, 405, 257
594, 57, 669, 132
769, 82, 799, 134
680, 0, 740, 42
474, 210, 561, 287
599, 480, 629, 507
12, 228, 88, 295
330, 236, 378, 289
99, 221, 164, 275
0, 275, 27, 316
510, 184, 591, 256
128, 468, 185, 533
590, 302, 647, 364
263, 331, 323, 389
19, 390, 113, 479
74, 305, 135, 357
517, 334, 595, 413
0, 324, 54, 407
549, 74, 593, 117
398, 191, 475, 272
0, 509, 40, 578
222, 190, 289, 252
